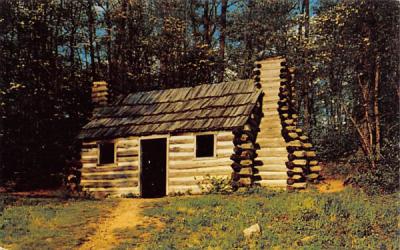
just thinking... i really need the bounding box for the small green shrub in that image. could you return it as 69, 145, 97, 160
197, 175, 233, 194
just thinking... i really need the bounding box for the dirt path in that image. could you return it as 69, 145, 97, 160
79, 198, 152, 250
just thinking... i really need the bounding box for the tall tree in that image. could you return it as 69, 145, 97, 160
218, 0, 228, 82
87, 0, 97, 80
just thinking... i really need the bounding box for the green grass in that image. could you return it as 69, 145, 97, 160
0, 194, 117, 250
117, 188, 399, 250
1, 188, 398, 250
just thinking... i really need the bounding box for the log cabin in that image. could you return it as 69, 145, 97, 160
78, 79, 264, 197
77, 57, 322, 197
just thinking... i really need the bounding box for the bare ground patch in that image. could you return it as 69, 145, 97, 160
316, 179, 345, 193
78, 198, 160, 250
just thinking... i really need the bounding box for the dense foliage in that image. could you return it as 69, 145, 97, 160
0, 0, 398, 193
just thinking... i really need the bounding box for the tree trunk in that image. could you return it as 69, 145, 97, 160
203, 0, 211, 46
105, 0, 112, 83
343, 105, 375, 169
190, 0, 200, 40
218, 0, 227, 82
241, 0, 254, 79
357, 74, 374, 152
87, 0, 96, 80
304, 0, 310, 38
84, 45, 89, 70
69, 27, 76, 68
96, 39, 101, 75
301, 0, 311, 132
373, 56, 381, 160
298, 0, 303, 42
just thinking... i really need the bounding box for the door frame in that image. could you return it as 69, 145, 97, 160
138, 135, 169, 197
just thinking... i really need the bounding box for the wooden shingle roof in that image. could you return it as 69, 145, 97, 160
78, 80, 262, 140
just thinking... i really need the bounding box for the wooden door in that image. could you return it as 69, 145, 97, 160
140, 138, 167, 197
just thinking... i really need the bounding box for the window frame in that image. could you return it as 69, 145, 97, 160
194, 133, 216, 159
97, 141, 116, 166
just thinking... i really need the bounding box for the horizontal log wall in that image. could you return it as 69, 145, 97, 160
81, 132, 234, 196
168, 131, 234, 195
80, 137, 140, 196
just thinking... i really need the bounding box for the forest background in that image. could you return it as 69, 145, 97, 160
0, 0, 398, 194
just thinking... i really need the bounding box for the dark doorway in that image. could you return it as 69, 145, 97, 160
140, 138, 167, 198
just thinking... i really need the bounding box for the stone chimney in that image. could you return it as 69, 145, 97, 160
92, 81, 108, 106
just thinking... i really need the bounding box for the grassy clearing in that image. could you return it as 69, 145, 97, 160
0, 194, 117, 250
117, 188, 399, 249
0, 188, 398, 249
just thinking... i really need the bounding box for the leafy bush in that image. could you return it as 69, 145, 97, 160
197, 175, 233, 194
352, 136, 400, 195
312, 126, 359, 162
